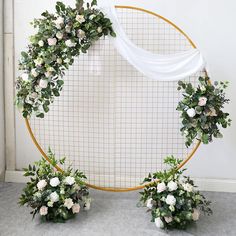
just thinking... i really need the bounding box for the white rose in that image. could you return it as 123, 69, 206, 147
34, 58, 44, 66
157, 182, 166, 193
39, 79, 48, 89
54, 16, 64, 29
182, 183, 193, 192
38, 40, 44, 47
165, 195, 176, 206
50, 177, 60, 187
97, 27, 102, 33
21, 73, 29, 81
47, 201, 54, 207
31, 68, 38, 77
37, 179, 47, 191
65, 25, 71, 33
198, 96, 207, 106
187, 108, 196, 118
146, 198, 153, 209
47, 37, 57, 46
77, 29, 85, 39
31, 92, 38, 99
39, 206, 48, 216
64, 198, 74, 209
155, 217, 164, 229
57, 58, 63, 64
50, 191, 59, 202
72, 203, 81, 213
164, 216, 173, 223
76, 14, 85, 23
56, 32, 63, 40
64, 176, 75, 185
192, 208, 200, 221
65, 39, 76, 47
167, 181, 178, 192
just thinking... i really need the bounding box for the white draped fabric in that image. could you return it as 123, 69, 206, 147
99, 0, 206, 81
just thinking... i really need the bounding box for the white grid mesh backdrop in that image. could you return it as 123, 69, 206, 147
30, 8, 205, 188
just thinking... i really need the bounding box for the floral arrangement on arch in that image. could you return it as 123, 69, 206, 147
139, 156, 212, 230
15, 0, 115, 118
19, 149, 91, 222
177, 77, 231, 147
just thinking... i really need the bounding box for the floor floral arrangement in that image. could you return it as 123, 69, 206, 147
19, 149, 91, 223
139, 156, 212, 230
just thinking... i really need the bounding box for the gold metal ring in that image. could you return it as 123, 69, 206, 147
25, 5, 204, 192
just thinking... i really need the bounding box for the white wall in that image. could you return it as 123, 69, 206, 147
0, 0, 5, 180
12, 0, 236, 181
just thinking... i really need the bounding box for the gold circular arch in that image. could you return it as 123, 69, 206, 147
25, 5, 205, 192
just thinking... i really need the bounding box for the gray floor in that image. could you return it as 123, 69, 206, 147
0, 183, 236, 236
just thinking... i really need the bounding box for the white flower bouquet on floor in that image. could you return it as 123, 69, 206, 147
19, 148, 91, 223
139, 156, 212, 230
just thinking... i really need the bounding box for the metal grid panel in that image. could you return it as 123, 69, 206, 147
30, 7, 205, 188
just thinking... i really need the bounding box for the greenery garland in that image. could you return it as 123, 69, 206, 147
15, 0, 115, 118
177, 77, 231, 147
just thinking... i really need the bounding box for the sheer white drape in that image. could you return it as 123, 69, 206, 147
99, 0, 206, 81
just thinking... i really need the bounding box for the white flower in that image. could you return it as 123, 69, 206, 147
76, 14, 85, 23
155, 217, 164, 229
57, 58, 63, 64
72, 203, 80, 213
38, 40, 44, 47
164, 216, 173, 223
65, 25, 71, 33
37, 179, 47, 191
187, 108, 196, 118
165, 195, 176, 206
50, 191, 59, 202
31, 92, 38, 99
77, 29, 85, 39
65, 39, 76, 47
64, 198, 74, 209
34, 58, 44, 66
54, 16, 64, 29
39, 79, 48, 89
64, 176, 75, 185
21, 73, 29, 81
198, 96, 207, 106
207, 107, 217, 117
192, 208, 200, 221
157, 182, 166, 193
39, 206, 48, 216
31, 68, 38, 77
50, 177, 60, 187
47, 201, 54, 207
56, 31, 63, 40
47, 38, 57, 46
146, 198, 153, 209
182, 183, 193, 192
84, 197, 92, 211
97, 27, 102, 33
167, 181, 178, 191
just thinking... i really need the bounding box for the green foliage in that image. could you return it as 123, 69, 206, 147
139, 156, 212, 230
15, 0, 116, 118
19, 148, 91, 223
177, 77, 231, 147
